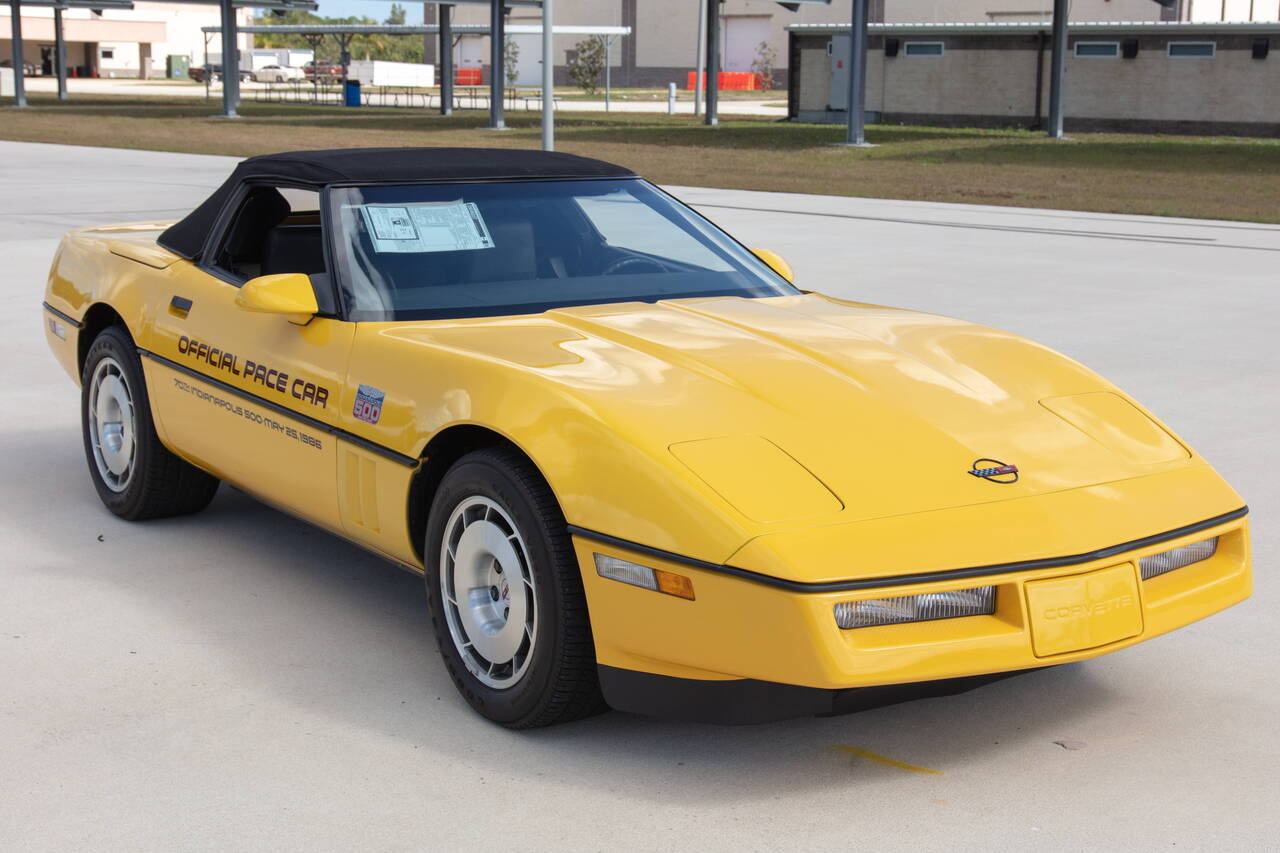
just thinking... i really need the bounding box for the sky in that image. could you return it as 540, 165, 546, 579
308, 0, 427, 24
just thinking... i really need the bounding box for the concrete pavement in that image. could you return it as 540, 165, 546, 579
1, 141, 1276, 851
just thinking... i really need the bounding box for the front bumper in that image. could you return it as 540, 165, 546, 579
575, 511, 1250, 722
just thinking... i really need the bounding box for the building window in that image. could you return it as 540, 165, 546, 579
903, 42, 944, 57
1074, 42, 1119, 58
1168, 42, 1215, 58
100, 48, 115, 60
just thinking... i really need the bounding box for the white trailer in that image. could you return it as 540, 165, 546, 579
347, 60, 434, 88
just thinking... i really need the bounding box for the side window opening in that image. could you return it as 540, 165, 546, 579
213, 187, 326, 282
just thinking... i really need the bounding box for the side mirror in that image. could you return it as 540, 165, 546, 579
236, 273, 318, 324
751, 248, 796, 284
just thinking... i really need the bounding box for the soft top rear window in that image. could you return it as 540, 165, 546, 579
327, 178, 798, 322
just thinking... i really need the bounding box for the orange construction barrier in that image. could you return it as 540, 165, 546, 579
686, 71, 759, 91
455, 67, 482, 85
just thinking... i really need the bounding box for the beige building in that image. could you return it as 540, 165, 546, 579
788, 20, 1280, 134
425, 0, 1221, 87
1, 3, 251, 78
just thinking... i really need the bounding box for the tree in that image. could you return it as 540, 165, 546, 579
750, 40, 777, 92
504, 35, 520, 85
385, 3, 406, 26
567, 36, 606, 96
253, 10, 424, 66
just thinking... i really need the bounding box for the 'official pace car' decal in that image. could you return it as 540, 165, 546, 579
968, 459, 1019, 484
353, 384, 386, 425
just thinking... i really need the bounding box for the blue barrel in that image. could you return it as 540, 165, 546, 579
343, 80, 362, 107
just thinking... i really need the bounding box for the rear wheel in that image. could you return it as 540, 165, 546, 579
81, 326, 220, 520
424, 447, 606, 728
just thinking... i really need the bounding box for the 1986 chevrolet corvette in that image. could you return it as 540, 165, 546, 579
42, 148, 1251, 727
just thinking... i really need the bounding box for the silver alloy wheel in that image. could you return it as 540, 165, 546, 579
439, 496, 538, 690
87, 356, 137, 493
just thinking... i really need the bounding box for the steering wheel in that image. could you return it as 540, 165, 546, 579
602, 255, 668, 276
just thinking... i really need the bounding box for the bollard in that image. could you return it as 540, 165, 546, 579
667, 82, 677, 115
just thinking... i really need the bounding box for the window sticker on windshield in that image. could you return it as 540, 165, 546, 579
358, 201, 495, 254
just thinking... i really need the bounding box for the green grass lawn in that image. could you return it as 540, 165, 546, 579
3, 94, 1278, 223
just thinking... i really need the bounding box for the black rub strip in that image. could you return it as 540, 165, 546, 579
42, 302, 84, 329
568, 505, 1249, 593
138, 348, 419, 468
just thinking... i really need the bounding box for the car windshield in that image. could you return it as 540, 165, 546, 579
326, 178, 798, 321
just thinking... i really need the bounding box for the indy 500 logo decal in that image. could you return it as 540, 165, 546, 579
353, 384, 386, 425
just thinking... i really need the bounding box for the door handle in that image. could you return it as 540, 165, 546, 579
169, 296, 193, 318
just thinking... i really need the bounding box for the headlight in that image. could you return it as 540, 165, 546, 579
1139, 537, 1218, 580
834, 586, 995, 629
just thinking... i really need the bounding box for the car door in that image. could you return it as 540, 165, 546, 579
144, 185, 354, 532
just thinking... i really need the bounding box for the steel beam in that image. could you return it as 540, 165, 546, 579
54, 3, 67, 100
844, 0, 870, 145
439, 2, 453, 115
9, 0, 27, 107
218, 0, 239, 116
704, 0, 718, 126
694, 0, 705, 116
488, 0, 505, 129
1047, 0, 1068, 138
540, 0, 552, 149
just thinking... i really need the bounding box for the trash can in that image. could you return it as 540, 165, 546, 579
343, 80, 361, 107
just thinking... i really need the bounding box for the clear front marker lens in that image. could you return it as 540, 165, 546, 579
593, 554, 696, 600
1139, 537, 1218, 580
834, 586, 996, 629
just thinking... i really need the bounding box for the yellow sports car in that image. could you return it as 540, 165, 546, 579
42, 148, 1251, 727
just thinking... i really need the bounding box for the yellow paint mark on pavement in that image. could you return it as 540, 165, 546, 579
835, 745, 943, 775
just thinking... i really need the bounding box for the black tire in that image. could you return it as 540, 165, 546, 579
424, 447, 606, 728
81, 325, 220, 521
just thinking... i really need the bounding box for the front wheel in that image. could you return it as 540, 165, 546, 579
424, 447, 605, 728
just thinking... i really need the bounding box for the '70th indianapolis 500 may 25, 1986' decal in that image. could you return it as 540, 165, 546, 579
170, 376, 325, 450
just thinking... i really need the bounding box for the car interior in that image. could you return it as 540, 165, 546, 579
212, 186, 326, 282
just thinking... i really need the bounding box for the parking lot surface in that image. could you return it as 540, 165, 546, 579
1, 141, 1276, 851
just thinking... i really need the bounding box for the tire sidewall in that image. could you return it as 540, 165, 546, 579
424, 454, 570, 726
81, 326, 156, 518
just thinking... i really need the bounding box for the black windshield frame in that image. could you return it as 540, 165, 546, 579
323, 177, 799, 322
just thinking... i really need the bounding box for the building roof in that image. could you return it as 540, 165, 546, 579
158, 147, 634, 259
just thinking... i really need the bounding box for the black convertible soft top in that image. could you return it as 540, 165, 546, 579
158, 147, 636, 260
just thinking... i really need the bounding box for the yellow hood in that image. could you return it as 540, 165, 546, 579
383, 292, 1210, 567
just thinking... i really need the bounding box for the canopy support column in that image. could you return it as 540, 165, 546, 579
1047, 0, 1067, 138
704, 0, 718, 126
843, 0, 870, 146
54, 4, 68, 100
694, 0, 705, 116
9, 0, 27, 107
439, 2, 453, 115
219, 0, 239, 117
540, 0, 552, 150
488, 0, 505, 129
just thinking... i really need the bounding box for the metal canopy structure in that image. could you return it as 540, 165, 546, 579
203, 16, 630, 151
703, 0, 832, 126
825, 0, 1173, 141
7, 0, 134, 107
5, 0, 315, 110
